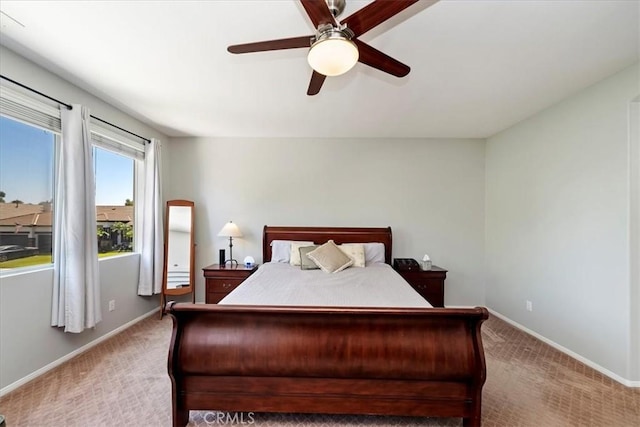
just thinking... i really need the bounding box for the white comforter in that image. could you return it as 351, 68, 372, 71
219, 262, 431, 308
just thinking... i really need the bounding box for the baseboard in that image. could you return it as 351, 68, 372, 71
488, 308, 640, 388
0, 308, 160, 397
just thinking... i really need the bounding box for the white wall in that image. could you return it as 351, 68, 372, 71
164, 137, 486, 307
0, 255, 154, 389
0, 45, 168, 392
485, 63, 639, 382
630, 98, 640, 381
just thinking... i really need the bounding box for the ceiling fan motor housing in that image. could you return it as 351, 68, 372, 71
314, 23, 354, 41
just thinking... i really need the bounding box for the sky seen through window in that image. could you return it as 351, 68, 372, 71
0, 116, 133, 206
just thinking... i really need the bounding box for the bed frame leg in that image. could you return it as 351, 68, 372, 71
463, 411, 481, 427
172, 407, 189, 427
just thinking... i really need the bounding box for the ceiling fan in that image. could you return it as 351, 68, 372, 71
227, 0, 438, 96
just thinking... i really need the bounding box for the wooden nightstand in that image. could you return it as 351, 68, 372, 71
203, 264, 258, 304
395, 266, 447, 307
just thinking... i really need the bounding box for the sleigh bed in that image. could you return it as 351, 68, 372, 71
167, 226, 488, 426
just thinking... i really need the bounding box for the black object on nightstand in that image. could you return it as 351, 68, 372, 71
394, 265, 447, 307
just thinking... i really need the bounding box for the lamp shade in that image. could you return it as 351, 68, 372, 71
307, 33, 359, 77
218, 221, 242, 238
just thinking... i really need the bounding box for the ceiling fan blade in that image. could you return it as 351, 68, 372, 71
307, 71, 326, 96
342, 0, 425, 37
228, 36, 312, 54
300, 0, 336, 28
354, 40, 410, 78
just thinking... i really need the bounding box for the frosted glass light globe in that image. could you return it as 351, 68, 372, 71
308, 36, 359, 77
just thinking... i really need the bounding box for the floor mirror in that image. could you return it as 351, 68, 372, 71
160, 200, 195, 318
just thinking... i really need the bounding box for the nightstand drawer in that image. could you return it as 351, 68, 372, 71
207, 291, 231, 304
207, 278, 244, 293
396, 267, 447, 307
410, 281, 444, 307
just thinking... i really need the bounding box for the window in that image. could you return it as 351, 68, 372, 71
91, 122, 145, 259
0, 82, 146, 271
94, 146, 136, 257
0, 115, 56, 268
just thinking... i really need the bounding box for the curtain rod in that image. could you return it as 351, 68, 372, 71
1, 74, 151, 144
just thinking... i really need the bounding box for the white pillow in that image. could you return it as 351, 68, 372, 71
270, 240, 291, 263
307, 240, 353, 273
270, 240, 313, 263
363, 242, 386, 265
290, 241, 315, 266
339, 243, 365, 268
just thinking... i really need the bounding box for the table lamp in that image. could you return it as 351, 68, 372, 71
218, 221, 243, 266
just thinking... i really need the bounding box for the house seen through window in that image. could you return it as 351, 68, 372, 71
0, 115, 136, 271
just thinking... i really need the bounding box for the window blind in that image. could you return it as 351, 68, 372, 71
0, 84, 62, 133
1, 81, 146, 160
90, 121, 145, 161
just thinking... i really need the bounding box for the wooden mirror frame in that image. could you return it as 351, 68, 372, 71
160, 200, 195, 318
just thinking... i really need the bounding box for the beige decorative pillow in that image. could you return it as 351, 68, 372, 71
307, 240, 354, 273
290, 241, 314, 266
299, 245, 320, 270
339, 243, 366, 268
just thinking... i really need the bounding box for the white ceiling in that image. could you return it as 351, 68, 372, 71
0, 0, 638, 139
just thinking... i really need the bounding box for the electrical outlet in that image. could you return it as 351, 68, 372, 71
526, 300, 533, 312
108, 300, 115, 312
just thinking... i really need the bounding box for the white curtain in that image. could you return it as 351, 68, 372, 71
137, 138, 163, 296
51, 105, 101, 333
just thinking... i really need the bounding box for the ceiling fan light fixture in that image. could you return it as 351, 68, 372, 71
307, 30, 358, 77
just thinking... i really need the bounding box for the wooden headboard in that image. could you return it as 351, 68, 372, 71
262, 226, 392, 265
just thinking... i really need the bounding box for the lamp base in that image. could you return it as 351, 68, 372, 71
224, 259, 239, 267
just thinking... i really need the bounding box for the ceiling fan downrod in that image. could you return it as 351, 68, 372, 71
325, 0, 346, 18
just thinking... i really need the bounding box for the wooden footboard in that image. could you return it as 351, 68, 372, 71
167, 303, 489, 427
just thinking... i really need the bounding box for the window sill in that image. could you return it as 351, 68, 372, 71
0, 264, 54, 278
98, 252, 139, 261
0, 252, 140, 279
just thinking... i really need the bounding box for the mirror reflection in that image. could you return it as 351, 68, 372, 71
166, 205, 192, 289
160, 200, 195, 318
